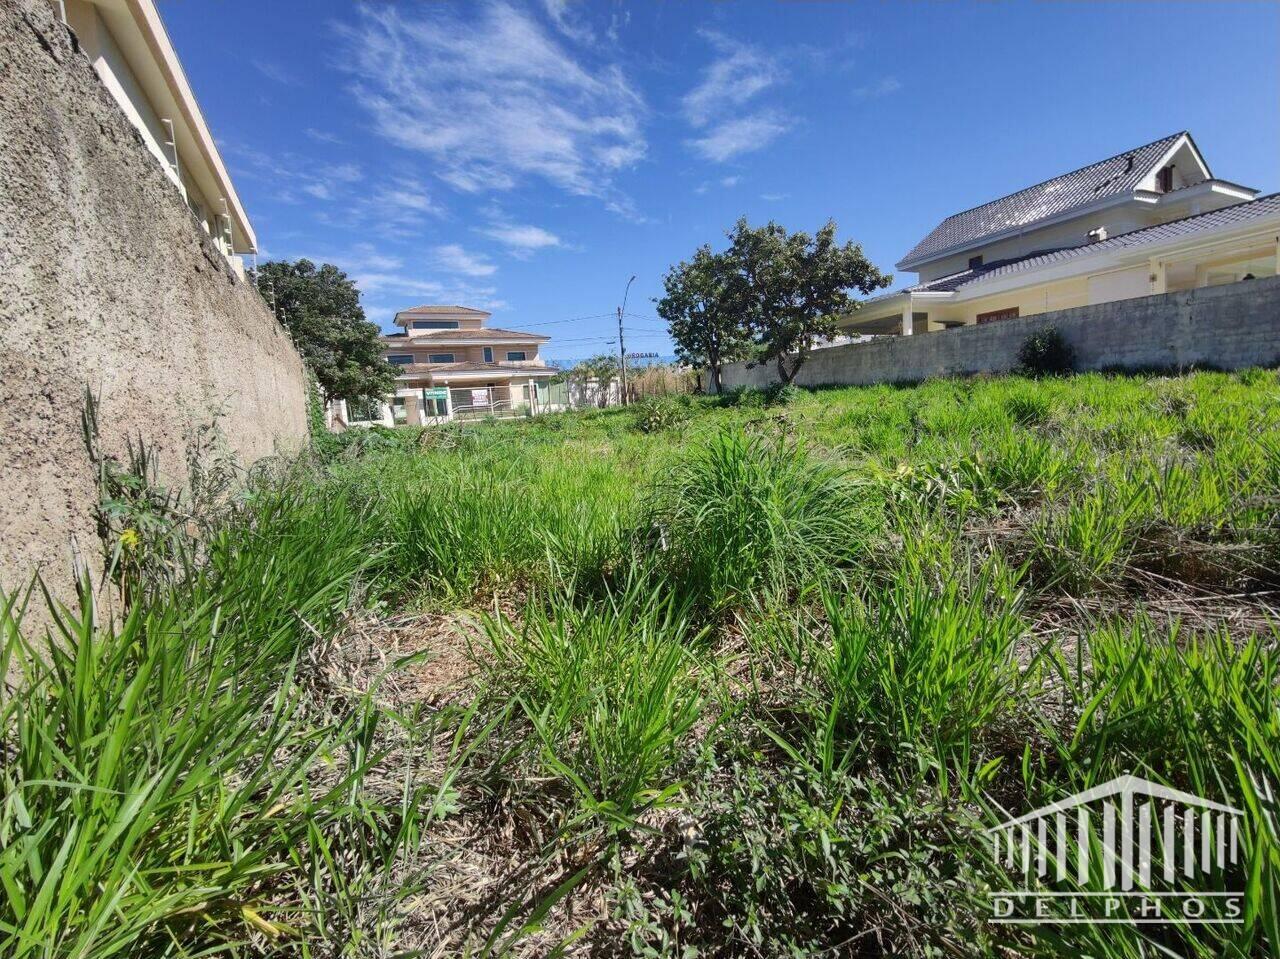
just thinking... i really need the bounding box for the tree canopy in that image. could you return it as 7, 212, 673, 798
254, 259, 395, 403
657, 218, 892, 387
728, 218, 892, 385
655, 245, 753, 393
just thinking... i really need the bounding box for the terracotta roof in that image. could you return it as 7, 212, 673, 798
396, 304, 492, 316
900, 132, 1191, 267
393, 362, 558, 376
382, 327, 549, 344
867, 192, 1280, 304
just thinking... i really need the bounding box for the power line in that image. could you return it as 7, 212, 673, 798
505, 312, 615, 329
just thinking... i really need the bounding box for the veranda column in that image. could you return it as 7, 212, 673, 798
901, 295, 915, 336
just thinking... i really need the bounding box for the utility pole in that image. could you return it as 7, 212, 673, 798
617, 274, 635, 406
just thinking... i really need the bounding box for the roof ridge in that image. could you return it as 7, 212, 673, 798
934, 131, 1186, 226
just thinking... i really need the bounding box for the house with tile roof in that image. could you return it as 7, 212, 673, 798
339, 305, 558, 426
841, 132, 1279, 336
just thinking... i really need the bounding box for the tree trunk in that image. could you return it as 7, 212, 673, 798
776, 352, 801, 386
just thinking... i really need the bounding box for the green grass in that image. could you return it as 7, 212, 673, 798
4, 368, 1280, 957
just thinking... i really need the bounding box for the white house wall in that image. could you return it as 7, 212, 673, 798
1087, 265, 1151, 305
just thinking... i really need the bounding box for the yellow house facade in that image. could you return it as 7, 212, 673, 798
842, 132, 1279, 337
338, 306, 558, 427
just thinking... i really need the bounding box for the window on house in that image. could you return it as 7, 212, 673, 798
387, 354, 414, 365
1157, 166, 1175, 193
483, 347, 493, 363
391, 398, 408, 424
427, 353, 456, 363
412, 320, 460, 329
968, 255, 984, 270
506, 351, 528, 362
976, 307, 1020, 324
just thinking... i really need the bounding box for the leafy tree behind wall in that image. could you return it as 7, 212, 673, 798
728, 218, 892, 385
253, 259, 395, 404
568, 353, 621, 407
655, 245, 753, 394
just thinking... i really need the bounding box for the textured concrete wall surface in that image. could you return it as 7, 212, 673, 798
717, 276, 1280, 391
0, 0, 308, 601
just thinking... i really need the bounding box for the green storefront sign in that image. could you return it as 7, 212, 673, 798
422, 387, 448, 400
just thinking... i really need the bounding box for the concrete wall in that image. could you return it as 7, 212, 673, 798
717, 275, 1280, 391
0, 0, 308, 600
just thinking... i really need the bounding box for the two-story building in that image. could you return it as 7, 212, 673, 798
341, 305, 559, 426
54, 0, 257, 276
842, 132, 1279, 336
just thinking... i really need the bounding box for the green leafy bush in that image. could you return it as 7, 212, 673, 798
1017, 327, 1075, 376
633, 396, 691, 433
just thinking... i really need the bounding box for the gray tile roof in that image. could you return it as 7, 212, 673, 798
868, 192, 1280, 305
899, 132, 1189, 267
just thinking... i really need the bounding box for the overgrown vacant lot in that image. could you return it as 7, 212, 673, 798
5, 371, 1280, 957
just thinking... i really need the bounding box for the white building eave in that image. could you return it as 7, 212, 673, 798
950, 217, 1280, 302
91, 0, 256, 253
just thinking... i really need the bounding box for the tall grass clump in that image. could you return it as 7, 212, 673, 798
0, 475, 417, 957
479, 576, 710, 829
758, 553, 1027, 787
643, 430, 879, 612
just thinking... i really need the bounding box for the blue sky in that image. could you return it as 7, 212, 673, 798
162, 0, 1279, 364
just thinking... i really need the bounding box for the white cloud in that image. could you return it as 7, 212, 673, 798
541, 0, 595, 45
372, 178, 439, 215
681, 32, 784, 127
721, 175, 742, 188
314, 176, 444, 240
432, 244, 498, 277
682, 32, 789, 163
226, 142, 363, 205
478, 222, 563, 254
760, 192, 789, 202
338, 3, 645, 212
854, 76, 902, 98
252, 58, 298, 86
305, 127, 343, 145
690, 113, 788, 163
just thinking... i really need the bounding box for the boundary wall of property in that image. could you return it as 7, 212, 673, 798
715, 275, 1280, 390
1, 0, 308, 605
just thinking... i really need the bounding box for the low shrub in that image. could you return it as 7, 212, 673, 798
1017, 327, 1075, 376
633, 396, 690, 434
764, 382, 802, 406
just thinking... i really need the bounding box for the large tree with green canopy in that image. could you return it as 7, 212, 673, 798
253, 259, 395, 404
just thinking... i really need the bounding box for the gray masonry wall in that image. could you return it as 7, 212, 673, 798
0, 0, 308, 603
717, 275, 1280, 391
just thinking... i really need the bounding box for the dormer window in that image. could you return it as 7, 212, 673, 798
412, 320, 460, 330
968, 255, 984, 270
1157, 165, 1175, 193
